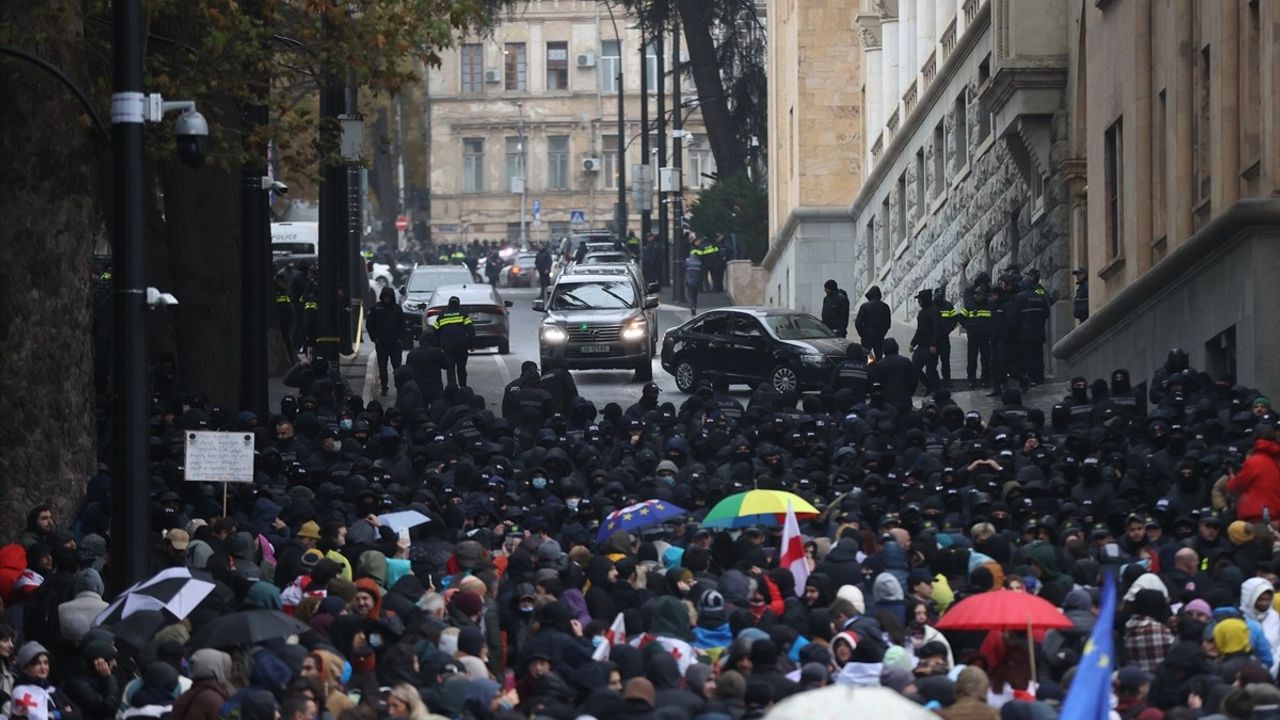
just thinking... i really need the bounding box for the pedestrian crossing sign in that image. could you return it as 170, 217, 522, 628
570, 210, 586, 225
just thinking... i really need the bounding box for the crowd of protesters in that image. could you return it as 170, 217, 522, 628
0, 326, 1278, 720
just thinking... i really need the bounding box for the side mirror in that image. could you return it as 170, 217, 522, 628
398, 286, 407, 296
647, 282, 659, 294
532, 299, 546, 312
644, 295, 660, 310
504, 300, 513, 308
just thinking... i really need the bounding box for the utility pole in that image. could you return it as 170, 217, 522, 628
639, 27, 651, 246
394, 92, 406, 251
110, 0, 150, 588
604, 3, 626, 243
422, 66, 433, 248
656, 30, 668, 288
317, 8, 346, 362
343, 74, 361, 355
518, 102, 527, 246
239, 0, 269, 419
671, 14, 685, 303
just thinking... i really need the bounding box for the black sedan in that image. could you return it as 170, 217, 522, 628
660, 307, 853, 393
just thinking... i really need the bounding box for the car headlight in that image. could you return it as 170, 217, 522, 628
541, 325, 568, 343
800, 353, 827, 366
621, 319, 647, 341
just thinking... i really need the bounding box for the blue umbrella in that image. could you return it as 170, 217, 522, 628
596, 500, 688, 544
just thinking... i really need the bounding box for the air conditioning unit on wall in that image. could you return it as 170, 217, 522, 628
582, 157, 601, 172
576, 53, 596, 68
484, 70, 501, 84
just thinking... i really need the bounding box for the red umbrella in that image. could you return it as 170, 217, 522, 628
935, 590, 1072, 685
935, 590, 1073, 631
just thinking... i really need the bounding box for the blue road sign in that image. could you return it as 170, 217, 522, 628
570, 210, 586, 224
531, 199, 541, 217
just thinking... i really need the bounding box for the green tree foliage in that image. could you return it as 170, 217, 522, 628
688, 172, 767, 263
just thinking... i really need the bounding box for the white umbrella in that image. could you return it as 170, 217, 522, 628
765, 686, 937, 720
378, 510, 430, 532
93, 567, 216, 626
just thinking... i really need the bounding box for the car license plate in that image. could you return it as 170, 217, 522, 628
579, 345, 611, 354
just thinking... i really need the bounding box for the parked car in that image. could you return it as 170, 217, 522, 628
533, 271, 659, 380
500, 252, 539, 288
660, 307, 849, 393
580, 250, 633, 266
400, 265, 474, 341
423, 283, 513, 354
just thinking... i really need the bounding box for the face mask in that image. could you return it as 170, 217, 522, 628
339, 418, 353, 432
659, 473, 676, 486
532, 477, 548, 490
567, 498, 580, 511
519, 604, 534, 615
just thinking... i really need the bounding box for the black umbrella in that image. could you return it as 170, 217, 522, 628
107, 609, 168, 652
188, 610, 311, 648
94, 567, 217, 626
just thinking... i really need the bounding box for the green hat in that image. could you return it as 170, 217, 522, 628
1254, 396, 1271, 408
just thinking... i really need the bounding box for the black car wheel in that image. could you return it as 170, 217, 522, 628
498, 339, 510, 355
634, 360, 653, 381
770, 364, 799, 394
674, 358, 698, 392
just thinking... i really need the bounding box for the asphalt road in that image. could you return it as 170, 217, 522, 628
366, 286, 709, 414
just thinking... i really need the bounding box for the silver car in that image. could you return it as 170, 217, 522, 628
424, 283, 513, 354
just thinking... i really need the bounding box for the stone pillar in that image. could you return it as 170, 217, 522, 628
882, 17, 899, 118
864, 47, 883, 144
898, 0, 914, 91
916, 0, 935, 67
936, 0, 954, 29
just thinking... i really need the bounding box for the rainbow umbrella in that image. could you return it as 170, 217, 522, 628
701, 490, 819, 528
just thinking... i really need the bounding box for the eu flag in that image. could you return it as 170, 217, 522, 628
1059, 571, 1116, 720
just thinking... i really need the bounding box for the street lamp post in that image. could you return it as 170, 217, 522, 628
110, 0, 150, 588
603, 2, 626, 243
670, 14, 685, 303
517, 102, 527, 246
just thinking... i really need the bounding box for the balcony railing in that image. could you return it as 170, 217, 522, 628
922, 50, 937, 89
903, 80, 918, 116
963, 0, 979, 26
887, 108, 900, 135
940, 16, 957, 60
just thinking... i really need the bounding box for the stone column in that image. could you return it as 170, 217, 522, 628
882, 16, 899, 118
864, 47, 883, 142
916, 0, 935, 68
898, 0, 914, 91
936, 0, 954, 29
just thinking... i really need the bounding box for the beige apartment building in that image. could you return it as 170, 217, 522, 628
1053, 0, 1280, 397
761, 0, 864, 314
423, 1, 711, 247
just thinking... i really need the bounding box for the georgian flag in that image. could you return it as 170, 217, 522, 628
11, 684, 49, 720
780, 500, 809, 597
633, 633, 697, 675
592, 612, 628, 661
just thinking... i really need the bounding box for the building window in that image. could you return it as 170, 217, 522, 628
547, 136, 570, 190
461, 44, 483, 93
952, 93, 968, 170
914, 148, 926, 220
1029, 170, 1046, 217
548, 221, 571, 240
1153, 89, 1167, 242
1242, 1, 1261, 165
505, 136, 525, 193
546, 42, 569, 90
1104, 119, 1123, 260
507, 223, 523, 243
463, 138, 484, 193
689, 148, 716, 189
895, 173, 907, 246
504, 43, 526, 91
603, 135, 619, 190
645, 42, 659, 94
932, 121, 945, 197
976, 55, 992, 143
878, 198, 891, 262
1194, 45, 1211, 204
600, 40, 621, 93
865, 218, 877, 276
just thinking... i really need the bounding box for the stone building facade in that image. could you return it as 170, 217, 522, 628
423, 1, 710, 246
846, 0, 1072, 343
1053, 0, 1280, 398
761, 0, 863, 314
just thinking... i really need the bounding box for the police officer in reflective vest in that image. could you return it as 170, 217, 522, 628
274, 270, 294, 354
435, 296, 475, 388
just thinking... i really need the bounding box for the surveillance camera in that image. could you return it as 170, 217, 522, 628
261, 177, 289, 194
146, 287, 180, 308
174, 110, 209, 168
